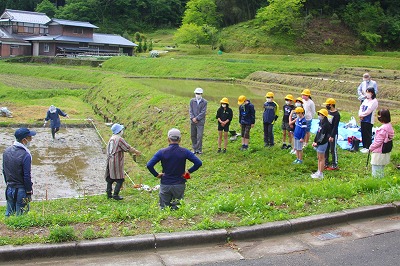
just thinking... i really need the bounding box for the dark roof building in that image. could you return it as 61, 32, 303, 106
0, 9, 136, 58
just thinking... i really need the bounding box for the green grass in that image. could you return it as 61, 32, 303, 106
0, 54, 399, 246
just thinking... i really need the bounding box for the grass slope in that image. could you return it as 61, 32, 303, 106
0, 57, 399, 245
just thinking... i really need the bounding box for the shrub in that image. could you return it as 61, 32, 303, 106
47, 225, 77, 243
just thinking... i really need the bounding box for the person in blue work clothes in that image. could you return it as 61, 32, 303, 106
3, 128, 36, 216
263, 92, 279, 147
146, 128, 202, 210
43, 105, 69, 140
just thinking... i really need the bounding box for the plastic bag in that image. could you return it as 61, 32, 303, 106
345, 116, 357, 128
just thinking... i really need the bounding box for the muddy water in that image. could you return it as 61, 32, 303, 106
0, 127, 107, 204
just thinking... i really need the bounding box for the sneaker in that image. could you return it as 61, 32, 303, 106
360, 148, 369, 154
311, 172, 324, 179
281, 144, 287, 149
217, 148, 221, 153
222, 148, 226, 153
293, 159, 302, 164
264, 143, 269, 147
289, 149, 296, 154
286, 144, 292, 150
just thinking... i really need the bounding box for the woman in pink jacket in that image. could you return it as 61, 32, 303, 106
368, 109, 395, 178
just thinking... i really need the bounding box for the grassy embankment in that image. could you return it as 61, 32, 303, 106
0, 54, 399, 245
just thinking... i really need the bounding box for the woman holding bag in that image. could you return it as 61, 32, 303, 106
369, 109, 395, 178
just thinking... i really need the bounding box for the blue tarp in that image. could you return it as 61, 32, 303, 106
310, 119, 361, 150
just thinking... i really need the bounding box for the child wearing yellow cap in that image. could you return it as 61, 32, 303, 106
311, 109, 331, 179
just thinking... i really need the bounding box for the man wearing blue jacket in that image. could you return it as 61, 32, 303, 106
3, 128, 36, 216
238, 95, 255, 151
147, 128, 202, 210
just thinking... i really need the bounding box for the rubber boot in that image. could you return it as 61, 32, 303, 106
113, 181, 123, 200
106, 182, 113, 199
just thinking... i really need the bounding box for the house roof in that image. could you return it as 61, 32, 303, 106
49, 19, 98, 29
25, 34, 137, 47
0, 9, 50, 24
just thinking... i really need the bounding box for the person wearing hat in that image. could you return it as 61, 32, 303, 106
3, 128, 36, 216
262, 92, 279, 147
301, 89, 316, 147
216, 97, 233, 153
146, 128, 202, 210
311, 109, 331, 179
238, 95, 255, 151
281, 94, 295, 149
105, 123, 141, 200
288, 97, 304, 155
358, 87, 379, 153
357, 73, 378, 103
189, 88, 208, 154
293, 107, 307, 164
43, 105, 69, 140
324, 98, 341, 170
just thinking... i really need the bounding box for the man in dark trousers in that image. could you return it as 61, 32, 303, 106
189, 88, 208, 154
3, 128, 36, 216
147, 128, 202, 210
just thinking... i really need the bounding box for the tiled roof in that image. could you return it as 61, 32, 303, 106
0, 9, 50, 24
49, 19, 98, 29
25, 34, 137, 47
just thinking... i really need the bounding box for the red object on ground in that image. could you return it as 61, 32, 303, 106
183, 172, 191, 179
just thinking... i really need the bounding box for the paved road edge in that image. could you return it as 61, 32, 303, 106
1, 202, 399, 262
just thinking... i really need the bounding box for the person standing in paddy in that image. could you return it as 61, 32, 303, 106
324, 98, 341, 170
44, 105, 69, 140
216, 97, 233, 153
105, 123, 141, 200
189, 88, 208, 154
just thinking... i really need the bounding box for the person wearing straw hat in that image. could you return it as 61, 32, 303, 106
43, 105, 69, 140
3, 127, 36, 216
281, 94, 295, 149
105, 123, 141, 200
238, 95, 255, 151
216, 97, 233, 153
311, 109, 331, 179
146, 128, 202, 210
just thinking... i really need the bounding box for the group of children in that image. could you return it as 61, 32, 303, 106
215, 89, 341, 179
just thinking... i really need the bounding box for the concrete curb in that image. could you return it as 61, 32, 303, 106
0, 203, 399, 262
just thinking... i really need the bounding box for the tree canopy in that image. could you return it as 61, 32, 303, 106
1, 0, 400, 49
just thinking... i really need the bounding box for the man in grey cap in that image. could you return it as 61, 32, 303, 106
3, 128, 36, 216
189, 87, 208, 154
147, 128, 202, 210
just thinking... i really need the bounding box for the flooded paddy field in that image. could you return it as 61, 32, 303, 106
0, 127, 107, 204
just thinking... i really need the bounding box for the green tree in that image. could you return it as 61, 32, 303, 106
182, 0, 220, 27
203, 24, 219, 50
35, 0, 57, 17
174, 23, 207, 48
256, 0, 305, 35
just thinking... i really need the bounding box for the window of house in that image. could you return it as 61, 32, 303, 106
44, 43, 50, 53
10, 45, 19, 49
73, 27, 83, 34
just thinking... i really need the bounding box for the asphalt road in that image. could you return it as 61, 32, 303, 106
4, 214, 400, 266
